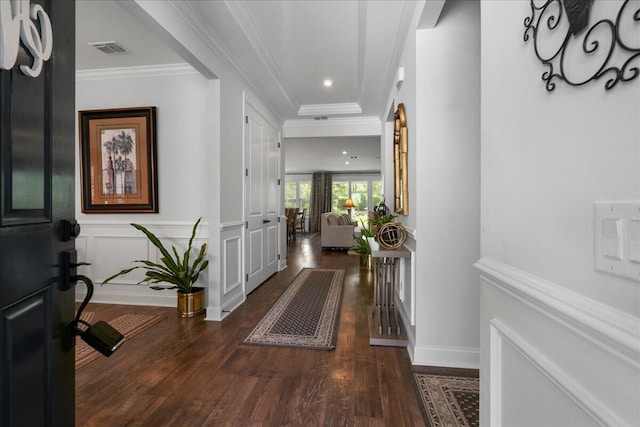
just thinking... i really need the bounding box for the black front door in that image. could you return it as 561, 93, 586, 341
0, 1, 76, 425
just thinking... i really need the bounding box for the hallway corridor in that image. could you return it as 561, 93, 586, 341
76, 234, 425, 426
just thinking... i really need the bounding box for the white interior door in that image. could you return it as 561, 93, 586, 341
245, 104, 279, 294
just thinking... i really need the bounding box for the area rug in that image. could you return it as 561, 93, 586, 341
412, 373, 479, 427
76, 312, 165, 370
242, 268, 344, 350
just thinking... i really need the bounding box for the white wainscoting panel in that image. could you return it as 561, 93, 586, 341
220, 222, 244, 315
75, 221, 210, 307
93, 235, 150, 284
477, 257, 640, 427
223, 235, 242, 294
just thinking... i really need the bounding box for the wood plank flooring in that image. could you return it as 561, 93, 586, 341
76, 234, 426, 426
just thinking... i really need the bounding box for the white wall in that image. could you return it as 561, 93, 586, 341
480, 1, 640, 425
413, 0, 481, 368
383, 0, 481, 368
76, 69, 209, 222
75, 68, 211, 307
76, 0, 285, 319
383, 2, 420, 352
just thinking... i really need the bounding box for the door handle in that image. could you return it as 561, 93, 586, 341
60, 250, 126, 357
61, 219, 81, 241
73, 275, 125, 357
61, 249, 90, 291
263, 219, 271, 224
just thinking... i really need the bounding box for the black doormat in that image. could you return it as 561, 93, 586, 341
242, 268, 344, 350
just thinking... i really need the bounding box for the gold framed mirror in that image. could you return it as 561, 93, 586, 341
393, 103, 408, 215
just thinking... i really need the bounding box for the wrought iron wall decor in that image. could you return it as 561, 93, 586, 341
524, 0, 640, 91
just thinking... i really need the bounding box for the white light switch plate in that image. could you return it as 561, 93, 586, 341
594, 201, 640, 282
629, 220, 640, 263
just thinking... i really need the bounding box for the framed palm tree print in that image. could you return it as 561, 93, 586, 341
79, 106, 158, 213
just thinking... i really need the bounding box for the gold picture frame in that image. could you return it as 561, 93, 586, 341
393, 103, 408, 215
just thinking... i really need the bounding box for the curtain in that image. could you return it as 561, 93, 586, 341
309, 172, 332, 232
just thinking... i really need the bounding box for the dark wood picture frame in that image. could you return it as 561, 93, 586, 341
79, 106, 158, 213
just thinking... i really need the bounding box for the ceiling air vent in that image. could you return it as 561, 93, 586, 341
88, 41, 129, 55
313, 115, 328, 121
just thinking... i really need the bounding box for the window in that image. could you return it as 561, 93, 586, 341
331, 174, 382, 225
285, 175, 311, 211
332, 181, 349, 213
285, 181, 297, 208
299, 181, 311, 211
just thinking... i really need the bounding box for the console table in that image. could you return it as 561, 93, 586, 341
368, 239, 410, 347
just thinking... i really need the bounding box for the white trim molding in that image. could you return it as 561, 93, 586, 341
412, 344, 480, 369
477, 257, 640, 427
75, 220, 210, 306
76, 63, 197, 81
490, 319, 625, 426
476, 257, 640, 363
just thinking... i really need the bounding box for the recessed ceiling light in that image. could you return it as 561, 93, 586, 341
342, 151, 347, 155
323, 79, 333, 87
345, 161, 350, 165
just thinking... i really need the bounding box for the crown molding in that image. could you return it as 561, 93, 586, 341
298, 103, 363, 117
379, 1, 421, 117
75, 63, 197, 81
169, 0, 286, 123
224, 0, 299, 111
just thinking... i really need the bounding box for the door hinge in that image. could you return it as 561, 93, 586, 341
277, 217, 280, 223
246, 274, 249, 282
245, 168, 248, 177
277, 179, 281, 185
278, 254, 281, 260
245, 221, 248, 229
278, 142, 281, 148
245, 115, 248, 124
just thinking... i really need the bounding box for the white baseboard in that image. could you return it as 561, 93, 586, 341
76, 287, 175, 307
412, 344, 480, 369
205, 307, 225, 321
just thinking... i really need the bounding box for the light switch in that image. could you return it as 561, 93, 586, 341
629, 220, 640, 263
594, 201, 640, 282
601, 218, 622, 260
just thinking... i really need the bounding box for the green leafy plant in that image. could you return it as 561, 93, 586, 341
350, 219, 374, 255
370, 214, 395, 227
102, 218, 209, 293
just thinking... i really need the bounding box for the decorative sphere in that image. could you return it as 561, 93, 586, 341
377, 222, 407, 250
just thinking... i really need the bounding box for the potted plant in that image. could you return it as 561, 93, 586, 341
102, 218, 209, 317
349, 219, 375, 269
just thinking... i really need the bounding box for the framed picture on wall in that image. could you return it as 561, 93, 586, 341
78, 106, 158, 213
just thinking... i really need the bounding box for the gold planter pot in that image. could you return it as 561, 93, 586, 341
177, 287, 205, 317
360, 254, 372, 270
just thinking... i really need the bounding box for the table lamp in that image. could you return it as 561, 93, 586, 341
343, 198, 355, 218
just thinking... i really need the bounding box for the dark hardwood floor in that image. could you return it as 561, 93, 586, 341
76, 233, 426, 426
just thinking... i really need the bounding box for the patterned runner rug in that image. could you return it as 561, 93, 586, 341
412, 373, 479, 427
243, 268, 344, 350
76, 312, 165, 370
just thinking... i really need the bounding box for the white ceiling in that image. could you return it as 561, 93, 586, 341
284, 136, 381, 174
75, 1, 424, 173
